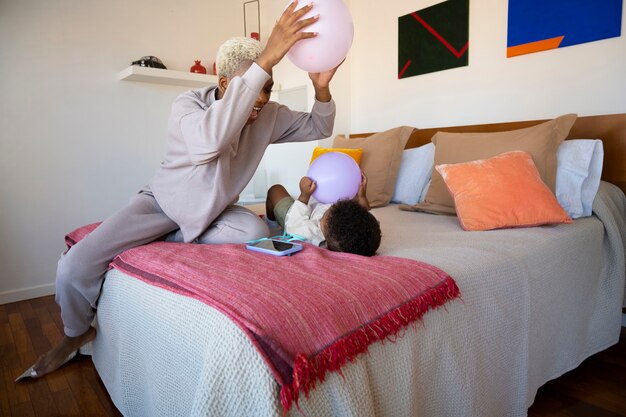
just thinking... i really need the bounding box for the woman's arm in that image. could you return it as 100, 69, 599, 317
178, 1, 321, 164
178, 65, 271, 164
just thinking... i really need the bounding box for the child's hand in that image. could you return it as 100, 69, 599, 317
358, 172, 368, 197
299, 176, 316, 195
355, 172, 371, 210
298, 176, 316, 204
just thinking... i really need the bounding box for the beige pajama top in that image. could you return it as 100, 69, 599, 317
145, 63, 336, 242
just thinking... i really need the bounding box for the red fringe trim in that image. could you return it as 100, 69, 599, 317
280, 276, 460, 413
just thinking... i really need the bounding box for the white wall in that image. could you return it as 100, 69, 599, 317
0, 0, 351, 303
349, 0, 626, 132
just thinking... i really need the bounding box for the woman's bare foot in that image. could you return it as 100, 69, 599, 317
29, 327, 96, 378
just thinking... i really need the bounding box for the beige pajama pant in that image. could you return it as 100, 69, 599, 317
55, 192, 269, 337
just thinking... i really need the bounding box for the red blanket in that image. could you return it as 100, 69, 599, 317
68, 224, 460, 412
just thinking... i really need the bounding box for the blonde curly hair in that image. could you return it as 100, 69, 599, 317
215, 37, 263, 79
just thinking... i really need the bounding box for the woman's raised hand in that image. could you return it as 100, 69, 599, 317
256, 1, 319, 73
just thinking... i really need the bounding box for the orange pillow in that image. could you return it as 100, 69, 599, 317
310, 147, 363, 165
435, 151, 572, 231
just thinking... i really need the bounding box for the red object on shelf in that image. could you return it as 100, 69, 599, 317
250, 32, 259, 41
190, 60, 207, 74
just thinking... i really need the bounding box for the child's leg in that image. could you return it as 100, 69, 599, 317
266, 184, 290, 220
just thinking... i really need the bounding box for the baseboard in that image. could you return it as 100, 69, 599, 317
0, 283, 55, 305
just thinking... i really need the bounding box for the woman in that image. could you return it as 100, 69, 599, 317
20, 0, 341, 380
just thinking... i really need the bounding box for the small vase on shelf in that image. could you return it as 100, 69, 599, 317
190, 60, 207, 74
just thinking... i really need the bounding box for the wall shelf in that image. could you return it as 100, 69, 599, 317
117, 65, 218, 88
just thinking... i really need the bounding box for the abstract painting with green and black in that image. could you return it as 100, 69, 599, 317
398, 0, 469, 79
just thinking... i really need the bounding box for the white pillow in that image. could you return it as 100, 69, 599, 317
391, 143, 435, 205
556, 139, 604, 218
419, 179, 431, 203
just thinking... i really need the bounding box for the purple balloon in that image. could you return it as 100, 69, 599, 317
306, 152, 361, 204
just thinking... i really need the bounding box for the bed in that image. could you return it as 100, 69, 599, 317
86, 113, 626, 417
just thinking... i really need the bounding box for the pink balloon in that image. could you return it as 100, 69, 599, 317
306, 152, 361, 204
286, 0, 354, 72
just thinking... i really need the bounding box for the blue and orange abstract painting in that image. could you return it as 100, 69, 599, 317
507, 0, 623, 57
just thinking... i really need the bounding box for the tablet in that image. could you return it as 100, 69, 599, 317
246, 238, 303, 256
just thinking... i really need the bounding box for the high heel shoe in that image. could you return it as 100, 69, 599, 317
14, 349, 78, 382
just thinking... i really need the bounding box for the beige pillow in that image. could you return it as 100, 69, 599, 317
333, 126, 415, 207
403, 114, 577, 215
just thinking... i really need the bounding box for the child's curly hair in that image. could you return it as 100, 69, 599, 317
324, 200, 382, 256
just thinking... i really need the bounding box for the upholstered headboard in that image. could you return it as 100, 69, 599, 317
351, 113, 626, 195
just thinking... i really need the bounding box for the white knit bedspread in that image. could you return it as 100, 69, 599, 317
90, 181, 626, 417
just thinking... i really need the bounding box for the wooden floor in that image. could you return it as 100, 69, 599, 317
0, 296, 122, 417
1, 295, 625, 417
528, 323, 626, 417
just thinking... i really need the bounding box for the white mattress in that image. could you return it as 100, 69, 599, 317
90, 181, 626, 417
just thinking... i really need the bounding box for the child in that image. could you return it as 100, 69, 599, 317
265, 173, 381, 256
